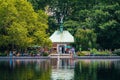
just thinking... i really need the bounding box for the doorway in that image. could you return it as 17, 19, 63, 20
58, 45, 65, 54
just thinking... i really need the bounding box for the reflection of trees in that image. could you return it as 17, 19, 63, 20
74, 60, 120, 80
0, 60, 51, 80
74, 61, 97, 80
97, 61, 120, 80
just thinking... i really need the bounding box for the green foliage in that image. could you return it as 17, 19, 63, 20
7, 22, 29, 48
0, 53, 7, 56
77, 52, 86, 56
113, 49, 120, 56
28, 0, 120, 50
97, 20, 120, 49
42, 52, 49, 56
1, 0, 120, 52
28, 0, 49, 10
90, 48, 111, 56
75, 29, 96, 50
77, 51, 90, 56
48, 17, 58, 35
93, 4, 120, 49
0, 0, 52, 51
90, 48, 98, 54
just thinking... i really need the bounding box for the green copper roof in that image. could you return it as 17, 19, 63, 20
50, 30, 74, 43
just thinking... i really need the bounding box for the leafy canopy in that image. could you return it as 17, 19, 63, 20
0, 0, 51, 51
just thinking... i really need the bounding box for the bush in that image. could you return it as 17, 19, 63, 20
77, 51, 87, 56
0, 53, 7, 56
113, 49, 120, 56
42, 52, 49, 56
77, 49, 111, 56
90, 48, 111, 56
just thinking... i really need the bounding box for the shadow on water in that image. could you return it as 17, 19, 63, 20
0, 59, 120, 80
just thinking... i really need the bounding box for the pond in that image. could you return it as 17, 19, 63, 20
0, 59, 120, 80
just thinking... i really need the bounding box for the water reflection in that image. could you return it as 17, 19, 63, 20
74, 60, 120, 80
51, 58, 74, 80
0, 59, 120, 80
0, 59, 51, 80
50, 58, 75, 69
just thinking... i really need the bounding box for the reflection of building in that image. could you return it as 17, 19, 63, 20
50, 59, 75, 69
51, 69, 74, 80
50, 18, 74, 54
51, 59, 74, 80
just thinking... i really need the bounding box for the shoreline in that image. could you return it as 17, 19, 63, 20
74, 56, 120, 59
0, 56, 120, 59
0, 56, 50, 59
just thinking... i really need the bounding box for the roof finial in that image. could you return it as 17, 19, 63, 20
60, 15, 64, 32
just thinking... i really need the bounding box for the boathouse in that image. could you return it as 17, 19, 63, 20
49, 19, 74, 54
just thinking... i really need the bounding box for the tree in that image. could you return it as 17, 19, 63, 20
97, 20, 120, 49
72, 2, 120, 50
0, 0, 51, 52
93, 3, 120, 49
28, 0, 120, 50
75, 29, 97, 50
28, 0, 49, 11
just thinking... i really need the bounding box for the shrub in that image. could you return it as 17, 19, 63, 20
90, 48, 98, 54
42, 52, 49, 56
90, 48, 111, 56
0, 53, 7, 56
113, 49, 120, 56
77, 51, 86, 56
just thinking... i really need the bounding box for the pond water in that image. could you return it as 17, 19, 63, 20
0, 59, 120, 80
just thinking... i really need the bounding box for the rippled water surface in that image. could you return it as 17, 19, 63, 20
0, 59, 120, 80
